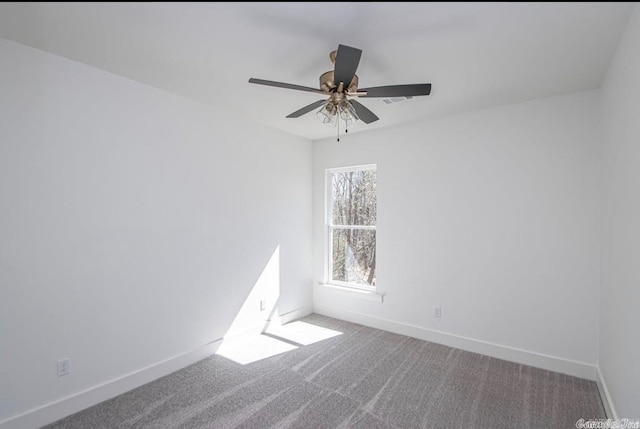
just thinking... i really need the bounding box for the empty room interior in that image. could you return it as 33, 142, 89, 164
1, 2, 639, 428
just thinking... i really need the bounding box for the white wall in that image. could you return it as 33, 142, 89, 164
600, 4, 640, 419
5, 10, 638, 422
0, 38, 312, 426
313, 91, 601, 375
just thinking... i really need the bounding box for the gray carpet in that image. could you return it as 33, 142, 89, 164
43, 314, 606, 429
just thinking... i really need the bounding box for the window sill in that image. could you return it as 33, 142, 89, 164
316, 283, 385, 303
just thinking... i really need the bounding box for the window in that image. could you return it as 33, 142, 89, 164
326, 165, 377, 289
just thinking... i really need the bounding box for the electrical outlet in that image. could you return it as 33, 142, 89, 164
433, 306, 442, 318
57, 358, 70, 377
259, 300, 267, 311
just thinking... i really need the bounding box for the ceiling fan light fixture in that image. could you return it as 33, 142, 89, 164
338, 100, 359, 126
316, 100, 359, 127
316, 102, 338, 126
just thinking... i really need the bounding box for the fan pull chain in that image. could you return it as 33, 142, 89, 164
337, 115, 340, 142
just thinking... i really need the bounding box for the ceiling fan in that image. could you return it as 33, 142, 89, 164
248, 44, 431, 139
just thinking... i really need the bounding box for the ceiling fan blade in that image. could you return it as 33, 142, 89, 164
350, 100, 379, 124
333, 44, 362, 88
249, 78, 326, 95
286, 99, 327, 118
358, 84, 432, 98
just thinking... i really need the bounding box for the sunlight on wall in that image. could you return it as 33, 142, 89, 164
223, 246, 281, 338
215, 245, 291, 365
215, 245, 343, 365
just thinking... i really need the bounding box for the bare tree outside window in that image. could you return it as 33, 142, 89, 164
328, 167, 376, 287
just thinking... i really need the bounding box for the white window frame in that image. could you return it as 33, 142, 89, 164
325, 164, 377, 291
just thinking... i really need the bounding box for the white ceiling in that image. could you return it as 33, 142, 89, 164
0, 2, 635, 141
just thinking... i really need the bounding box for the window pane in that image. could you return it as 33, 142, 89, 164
332, 228, 376, 286
332, 169, 376, 226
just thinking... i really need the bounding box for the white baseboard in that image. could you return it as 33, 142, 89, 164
0, 339, 223, 429
2, 304, 597, 428
0, 307, 313, 429
314, 304, 597, 380
262, 306, 313, 333
596, 366, 618, 419
272, 306, 313, 326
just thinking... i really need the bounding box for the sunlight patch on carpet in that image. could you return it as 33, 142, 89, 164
266, 320, 342, 346
215, 333, 297, 365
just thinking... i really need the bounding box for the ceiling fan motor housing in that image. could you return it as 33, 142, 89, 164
320, 71, 359, 94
